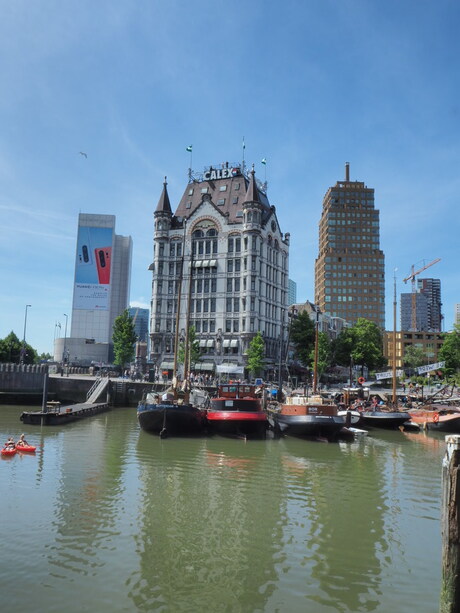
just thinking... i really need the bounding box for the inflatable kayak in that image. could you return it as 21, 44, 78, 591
1, 447, 17, 456
16, 444, 36, 453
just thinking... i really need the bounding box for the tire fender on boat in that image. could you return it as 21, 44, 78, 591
433, 413, 439, 423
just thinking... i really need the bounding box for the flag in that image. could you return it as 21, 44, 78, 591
186, 145, 192, 152
261, 158, 267, 165
242, 138, 245, 150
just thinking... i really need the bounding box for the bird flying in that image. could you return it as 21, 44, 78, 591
79, 152, 88, 158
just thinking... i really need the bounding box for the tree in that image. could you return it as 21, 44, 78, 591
290, 311, 315, 366
333, 318, 386, 373
112, 310, 137, 370
178, 326, 201, 372
0, 331, 37, 364
246, 332, 265, 377
403, 346, 428, 369
439, 324, 460, 377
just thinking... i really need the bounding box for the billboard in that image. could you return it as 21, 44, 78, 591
74, 225, 114, 310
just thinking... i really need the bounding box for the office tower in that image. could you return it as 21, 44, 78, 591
456, 304, 460, 327
400, 292, 429, 330
128, 307, 150, 342
314, 163, 385, 328
288, 279, 297, 306
149, 163, 290, 378
417, 278, 442, 331
400, 278, 442, 332
54, 214, 132, 365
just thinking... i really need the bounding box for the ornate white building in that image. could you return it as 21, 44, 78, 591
149, 162, 290, 378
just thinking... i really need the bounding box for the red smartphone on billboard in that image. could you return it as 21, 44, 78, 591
94, 247, 112, 284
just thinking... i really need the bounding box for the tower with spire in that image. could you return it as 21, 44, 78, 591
148, 161, 290, 379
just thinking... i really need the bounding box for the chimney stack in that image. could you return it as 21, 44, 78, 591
345, 162, 350, 182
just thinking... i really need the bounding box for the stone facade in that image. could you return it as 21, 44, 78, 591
149, 164, 290, 378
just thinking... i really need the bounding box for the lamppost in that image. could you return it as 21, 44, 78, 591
63, 313, 68, 369
20, 304, 31, 364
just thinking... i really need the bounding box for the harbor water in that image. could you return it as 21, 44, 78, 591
1, 404, 444, 612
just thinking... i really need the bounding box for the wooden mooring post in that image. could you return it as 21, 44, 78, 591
441, 434, 460, 612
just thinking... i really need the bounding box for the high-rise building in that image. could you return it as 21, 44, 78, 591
417, 278, 442, 331
400, 278, 442, 332
149, 163, 290, 378
54, 213, 132, 365
400, 292, 429, 331
128, 307, 150, 342
314, 163, 385, 328
288, 279, 297, 306
455, 304, 460, 327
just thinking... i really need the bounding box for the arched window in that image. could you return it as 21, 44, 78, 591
192, 221, 218, 256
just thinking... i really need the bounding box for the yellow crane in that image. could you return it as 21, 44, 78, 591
403, 258, 441, 330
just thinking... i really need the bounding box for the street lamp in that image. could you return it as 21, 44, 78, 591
63, 314, 68, 366
20, 304, 31, 364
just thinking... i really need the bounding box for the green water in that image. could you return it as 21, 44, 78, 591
0, 405, 444, 612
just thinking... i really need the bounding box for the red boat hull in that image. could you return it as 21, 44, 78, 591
16, 445, 36, 453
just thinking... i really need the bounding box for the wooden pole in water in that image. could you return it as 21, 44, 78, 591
41, 372, 48, 413
440, 434, 460, 612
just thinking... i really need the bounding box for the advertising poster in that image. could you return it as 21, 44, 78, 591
74, 226, 114, 310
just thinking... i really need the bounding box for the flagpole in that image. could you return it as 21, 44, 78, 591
186, 145, 193, 181
261, 158, 267, 191
242, 137, 245, 174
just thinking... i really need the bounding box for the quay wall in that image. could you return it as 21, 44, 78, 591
0, 366, 215, 407
0, 363, 48, 392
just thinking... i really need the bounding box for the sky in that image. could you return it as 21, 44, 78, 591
1, 0, 459, 355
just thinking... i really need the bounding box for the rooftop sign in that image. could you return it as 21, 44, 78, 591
203, 167, 241, 181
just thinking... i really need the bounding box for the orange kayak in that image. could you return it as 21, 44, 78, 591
1, 447, 17, 456
16, 445, 36, 453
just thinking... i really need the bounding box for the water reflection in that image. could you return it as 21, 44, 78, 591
274, 437, 385, 612
0, 406, 444, 612
130, 433, 284, 611
47, 412, 133, 586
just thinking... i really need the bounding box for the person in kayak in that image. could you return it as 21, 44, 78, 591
4, 437, 15, 449
16, 434, 29, 447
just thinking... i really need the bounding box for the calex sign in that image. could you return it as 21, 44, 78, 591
203, 167, 241, 181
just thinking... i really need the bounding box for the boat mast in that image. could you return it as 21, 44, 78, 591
277, 309, 285, 401
182, 247, 194, 398
392, 269, 397, 407
172, 219, 187, 390
312, 306, 319, 395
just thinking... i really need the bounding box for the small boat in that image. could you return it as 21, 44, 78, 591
408, 405, 460, 432
16, 445, 36, 453
348, 427, 368, 438
267, 394, 345, 439
360, 408, 411, 430
1, 447, 17, 457
206, 383, 268, 438
137, 390, 207, 437
337, 408, 363, 426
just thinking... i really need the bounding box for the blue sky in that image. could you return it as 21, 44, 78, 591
1, 0, 459, 354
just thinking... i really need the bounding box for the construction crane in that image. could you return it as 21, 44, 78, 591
403, 258, 441, 330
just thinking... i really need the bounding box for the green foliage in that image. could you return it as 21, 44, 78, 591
0, 331, 37, 364
290, 311, 315, 366
439, 324, 460, 376
178, 326, 201, 370
309, 332, 331, 379
333, 318, 386, 372
403, 345, 428, 369
112, 310, 137, 369
246, 332, 265, 376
